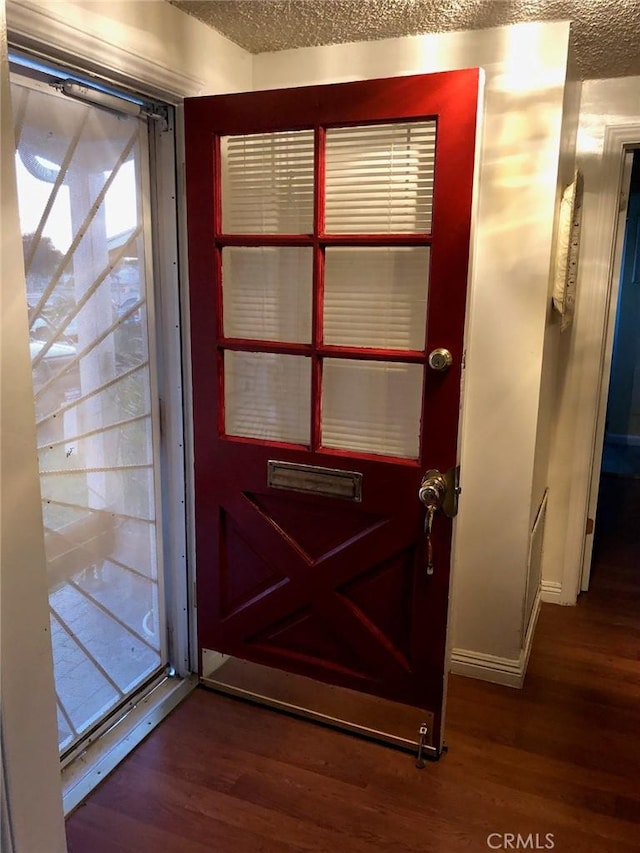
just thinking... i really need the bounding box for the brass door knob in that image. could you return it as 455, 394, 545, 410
428, 348, 453, 372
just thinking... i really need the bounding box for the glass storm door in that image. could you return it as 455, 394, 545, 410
11, 69, 167, 755
185, 71, 479, 751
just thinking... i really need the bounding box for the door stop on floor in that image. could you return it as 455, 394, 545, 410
415, 723, 430, 768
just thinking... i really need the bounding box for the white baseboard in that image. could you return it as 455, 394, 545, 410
451, 589, 542, 689
540, 580, 563, 603
450, 649, 523, 687
521, 587, 541, 680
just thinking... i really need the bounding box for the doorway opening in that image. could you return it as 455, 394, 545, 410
9, 50, 190, 776
586, 148, 640, 593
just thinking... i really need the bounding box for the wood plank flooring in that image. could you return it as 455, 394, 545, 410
66, 491, 640, 852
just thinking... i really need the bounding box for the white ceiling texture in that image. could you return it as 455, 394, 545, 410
169, 0, 640, 80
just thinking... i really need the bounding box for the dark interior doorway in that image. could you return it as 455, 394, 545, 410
593, 149, 640, 578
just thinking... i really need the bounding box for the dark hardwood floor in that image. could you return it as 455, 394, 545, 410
66, 497, 640, 853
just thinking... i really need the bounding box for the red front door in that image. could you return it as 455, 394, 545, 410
185, 71, 479, 749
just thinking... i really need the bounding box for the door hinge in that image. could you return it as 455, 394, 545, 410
192, 580, 197, 608
586, 517, 594, 535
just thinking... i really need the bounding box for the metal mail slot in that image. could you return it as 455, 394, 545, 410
267, 460, 362, 502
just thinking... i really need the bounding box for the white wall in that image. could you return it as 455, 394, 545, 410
255, 21, 570, 677
534, 68, 582, 607
1, 0, 253, 845
541, 77, 640, 599
1, 2, 67, 850
533, 72, 582, 526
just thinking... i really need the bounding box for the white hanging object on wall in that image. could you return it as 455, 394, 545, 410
553, 170, 584, 331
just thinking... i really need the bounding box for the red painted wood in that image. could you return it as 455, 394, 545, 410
184, 70, 480, 744
221, 434, 421, 467
218, 339, 314, 356
310, 355, 322, 452
186, 71, 477, 134
318, 234, 432, 245
314, 127, 326, 239
216, 348, 225, 438
214, 246, 224, 339
219, 234, 315, 246
219, 339, 425, 363
218, 234, 431, 246
317, 345, 425, 363
311, 131, 324, 452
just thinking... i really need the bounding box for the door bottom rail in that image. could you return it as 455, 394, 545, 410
200, 650, 440, 761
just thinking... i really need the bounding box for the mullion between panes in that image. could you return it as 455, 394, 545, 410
218, 234, 430, 246
311, 127, 326, 452
214, 242, 228, 440
216, 340, 425, 361
311, 244, 324, 451
213, 134, 227, 440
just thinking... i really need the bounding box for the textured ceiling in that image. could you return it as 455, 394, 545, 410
169, 0, 640, 80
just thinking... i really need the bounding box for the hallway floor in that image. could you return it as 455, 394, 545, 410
65, 517, 640, 852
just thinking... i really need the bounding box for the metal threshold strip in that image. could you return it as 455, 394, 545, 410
62, 674, 197, 815
201, 652, 438, 760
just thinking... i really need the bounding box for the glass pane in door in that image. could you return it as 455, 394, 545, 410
321, 359, 424, 458
221, 130, 315, 233
324, 247, 430, 350
324, 121, 436, 233
225, 351, 311, 444
12, 75, 165, 754
222, 246, 313, 342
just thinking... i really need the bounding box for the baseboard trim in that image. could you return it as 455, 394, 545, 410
450, 649, 523, 688
540, 580, 563, 603
521, 587, 541, 680
451, 589, 542, 689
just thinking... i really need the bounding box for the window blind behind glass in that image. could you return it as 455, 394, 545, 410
321, 359, 424, 458
323, 247, 429, 350
225, 351, 311, 445
324, 121, 436, 234
222, 247, 313, 343
221, 130, 315, 234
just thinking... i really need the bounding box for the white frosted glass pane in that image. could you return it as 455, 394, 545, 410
325, 122, 436, 234
222, 130, 314, 233
322, 359, 423, 458
324, 247, 429, 350
225, 351, 311, 444
223, 247, 312, 343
